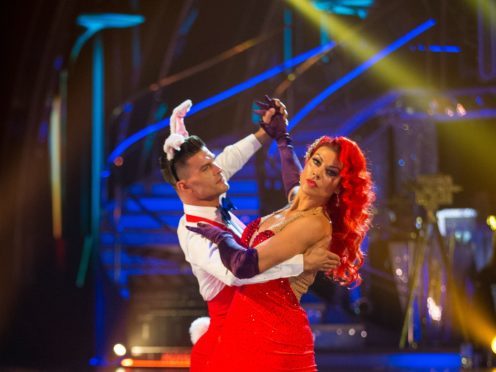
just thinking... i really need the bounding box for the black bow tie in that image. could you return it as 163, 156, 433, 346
218, 196, 237, 224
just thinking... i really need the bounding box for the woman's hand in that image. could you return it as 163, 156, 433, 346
303, 238, 340, 272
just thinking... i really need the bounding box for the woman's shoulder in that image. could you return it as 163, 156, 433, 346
306, 210, 332, 232
288, 208, 331, 238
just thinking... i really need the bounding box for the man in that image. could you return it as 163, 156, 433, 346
159, 99, 334, 371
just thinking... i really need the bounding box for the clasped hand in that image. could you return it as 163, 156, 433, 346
303, 238, 341, 273
254, 95, 289, 143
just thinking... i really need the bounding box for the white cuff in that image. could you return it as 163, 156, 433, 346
281, 254, 304, 277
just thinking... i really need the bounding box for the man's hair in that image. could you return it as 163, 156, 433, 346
159, 135, 206, 186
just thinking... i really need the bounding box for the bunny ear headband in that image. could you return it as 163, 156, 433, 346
163, 99, 193, 160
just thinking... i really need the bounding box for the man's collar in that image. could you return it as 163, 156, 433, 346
183, 201, 246, 238
183, 203, 223, 223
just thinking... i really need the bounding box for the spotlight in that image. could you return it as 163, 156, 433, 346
121, 358, 133, 367
113, 156, 124, 167
427, 297, 442, 322
456, 103, 467, 116
113, 343, 127, 357
491, 336, 496, 354
487, 215, 496, 232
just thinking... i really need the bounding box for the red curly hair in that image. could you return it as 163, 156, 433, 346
305, 136, 375, 287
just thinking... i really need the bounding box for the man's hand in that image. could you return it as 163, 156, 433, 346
253, 108, 276, 145
303, 238, 340, 272
255, 96, 290, 143
254, 95, 288, 119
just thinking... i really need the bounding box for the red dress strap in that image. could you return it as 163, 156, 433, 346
185, 214, 244, 245
185, 214, 227, 230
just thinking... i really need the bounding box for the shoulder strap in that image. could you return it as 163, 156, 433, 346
185, 214, 226, 229
186, 214, 245, 245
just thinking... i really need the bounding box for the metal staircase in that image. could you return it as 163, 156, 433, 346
100, 150, 261, 294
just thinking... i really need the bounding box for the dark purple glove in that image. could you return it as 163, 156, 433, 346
278, 139, 302, 198
255, 95, 302, 197
186, 223, 260, 279
254, 95, 289, 144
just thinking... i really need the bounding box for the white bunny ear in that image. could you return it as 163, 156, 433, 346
170, 99, 192, 137
163, 133, 186, 160
170, 113, 178, 135
173, 99, 192, 118
163, 99, 193, 161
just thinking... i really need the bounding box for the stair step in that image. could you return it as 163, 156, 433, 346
123, 196, 259, 213
150, 179, 258, 196
101, 231, 179, 246
129, 183, 147, 195
118, 214, 182, 229
124, 198, 182, 212
150, 183, 177, 196
100, 249, 192, 281
101, 249, 180, 267
107, 212, 260, 232
106, 209, 260, 230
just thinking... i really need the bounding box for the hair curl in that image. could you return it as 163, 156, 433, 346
305, 136, 375, 287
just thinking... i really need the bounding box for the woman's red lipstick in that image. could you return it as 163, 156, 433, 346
306, 179, 317, 188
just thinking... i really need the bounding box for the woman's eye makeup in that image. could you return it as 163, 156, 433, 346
326, 169, 339, 177
312, 155, 340, 177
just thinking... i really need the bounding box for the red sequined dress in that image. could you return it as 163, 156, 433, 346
208, 217, 317, 372
189, 217, 242, 372
190, 286, 235, 371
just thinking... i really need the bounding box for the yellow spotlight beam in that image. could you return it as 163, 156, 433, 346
487, 215, 496, 231
286, 0, 433, 89
463, 0, 496, 80
464, 0, 496, 27
450, 284, 496, 348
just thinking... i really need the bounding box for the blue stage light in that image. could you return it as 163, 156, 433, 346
388, 353, 461, 368
107, 42, 336, 164
311, 0, 375, 19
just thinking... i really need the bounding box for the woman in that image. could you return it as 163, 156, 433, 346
188, 129, 375, 371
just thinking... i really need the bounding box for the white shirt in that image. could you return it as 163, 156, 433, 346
177, 134, 304, 301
